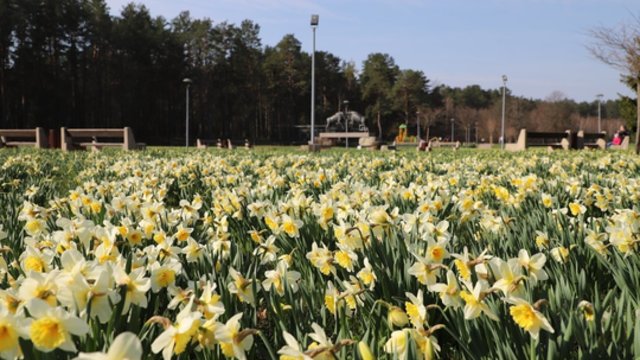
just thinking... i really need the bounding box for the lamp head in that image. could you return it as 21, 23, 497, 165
502, 75, 508, 83
311, 14, 319, 26
183, 78, 193, 84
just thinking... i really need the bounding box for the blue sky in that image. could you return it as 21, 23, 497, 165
106, 0, 638, 102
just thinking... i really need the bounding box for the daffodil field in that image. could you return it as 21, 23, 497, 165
1, 148, 640, 359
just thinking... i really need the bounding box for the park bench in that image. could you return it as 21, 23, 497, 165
60, 127, 145, 151
358, 136, 380, 150
505, 129, 571, 151
316, 131, 370, 149
196, 138, 218, 149
318, 132, 370, 145
610, 135, 629, 150
197, 138, 252, 149
429, 139, 461, 149
0, 128, 48, 149
576, 131, 606, 150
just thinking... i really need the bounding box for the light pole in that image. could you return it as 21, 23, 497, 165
183, 78, 192, 147
343, 100, 349, 148
475, 121, 478, 143
451, 118, 455, 141
501, 75, 508, 149
416, 111, 420, 141
596, 94, 603, 133
310, 15, 319, 145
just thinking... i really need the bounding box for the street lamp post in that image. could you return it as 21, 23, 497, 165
475, 121, 478, 143
343, 100, 349, 148
416, 111, 420, 141
183, 78, 192, 147
596, 94, 603, 133
310, 15, 319, 145
501, 75, 507, 149
451, 118, 455, 141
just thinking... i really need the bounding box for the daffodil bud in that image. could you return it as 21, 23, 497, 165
388, 306, 409, 328
578, 300, 595, 322
358, 341, 375, 360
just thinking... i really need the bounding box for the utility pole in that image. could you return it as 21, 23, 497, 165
596, 93, 603, 133
501, 75, 508, 149
310, 15, 319, 145
183, 78, 192, 147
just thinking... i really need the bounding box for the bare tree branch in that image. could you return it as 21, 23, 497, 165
587, 14, 640, 154
587, 18, 640, 74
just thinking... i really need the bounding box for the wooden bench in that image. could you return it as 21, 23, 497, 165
197, 138, 252, 149
0, 128, 48, 149
196, 138, 218, 149
318, 132, 370, 139
61, 127, 145, 151
576, 131, 606, 150
610, 135, 629, 150
358, 136, 380, 150
506, 129, 571, 151
316, 132, 370, 148
429, 139, 461, 149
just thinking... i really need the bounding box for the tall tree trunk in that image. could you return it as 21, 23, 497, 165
376, 110, 382, 140
404, 91, 408, 125
636, 80, 640, 154
0, 59, 4, 126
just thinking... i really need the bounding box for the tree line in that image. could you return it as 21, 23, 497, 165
0, 0, 634, 145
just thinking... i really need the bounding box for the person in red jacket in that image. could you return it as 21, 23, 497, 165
608, 125, 628, 147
